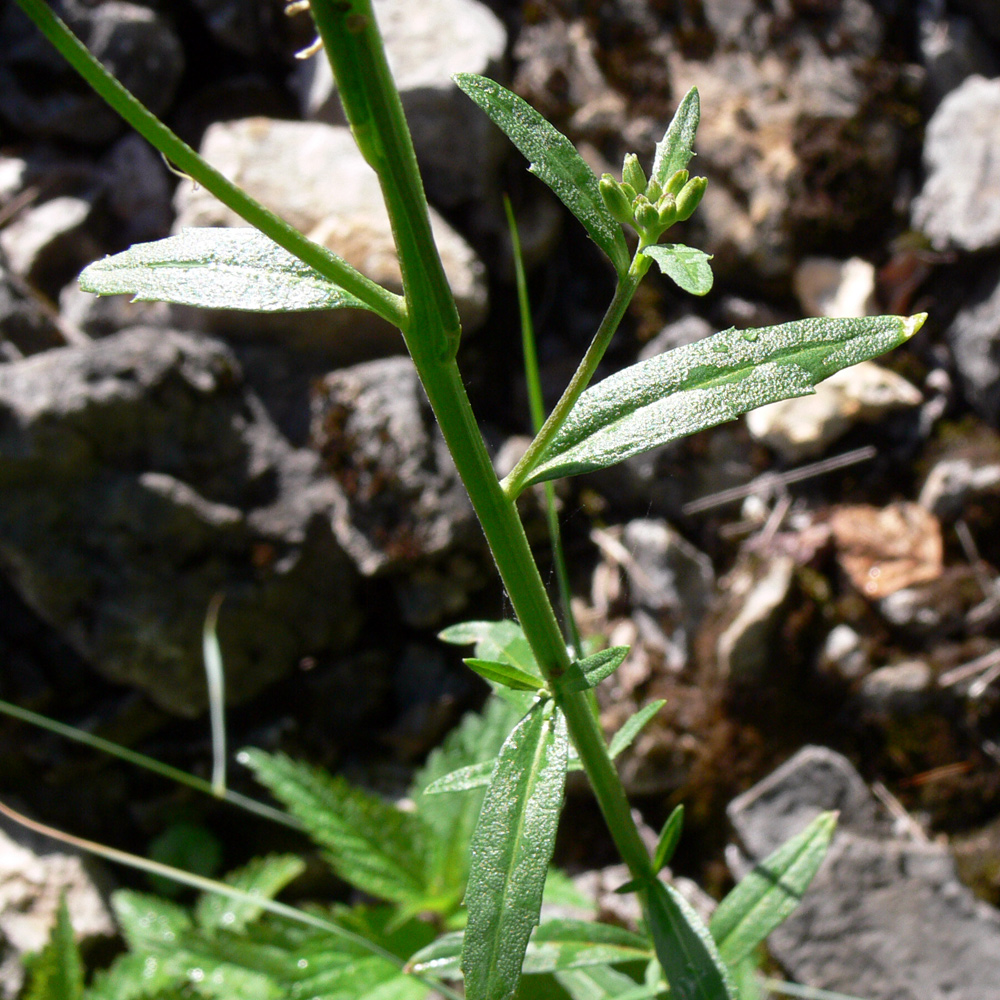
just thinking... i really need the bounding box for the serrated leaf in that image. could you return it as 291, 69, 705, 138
465, 657, 546, 692
80, 228, 370, 313
644, 880, 735, 1000
651, 88, 700, 186
607, 700, 666, 760
461, 702, 569, 1000
653, 805, 684, 875
85, 952, 179, 1000
454, 74, 630, 276
239, 749, 431, 906
195, 854, 305, 933
523, 314, 926, 487
565, 647, 630, 691
642, 245, 713, 296
112, 891, 193, 952
709, 811, 837, 968
24, 897, 83, 1000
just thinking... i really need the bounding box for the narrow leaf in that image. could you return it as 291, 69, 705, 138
653, 805, 685, 874
422, 759, 494, 794
645, 880, 735, 1000
24, 897, 83, 1000
523, 920, 653, 973
454, 74, 630, 276
567, 646, 630, 691
642, 245, 713, 296
80, 228, 371, 313
556, 966, 658, 1000
465, 657, 546, 692
607, 700, 666, 760
461, 702, 569, 1000
651, 88, 700, 186
523, 314, 927, 487
709, 811, 837, 968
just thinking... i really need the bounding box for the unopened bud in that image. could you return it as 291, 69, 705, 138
600, 175, 635, 226
664, 168, 689, 198
675, 176, 707, 221
645, 178, 663, 203
622, 153, 647, 197
657, 192, 678, 228
633, 195, 660, 233
619, 181, 638, 203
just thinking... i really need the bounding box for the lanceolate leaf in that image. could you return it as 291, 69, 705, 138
422, 759, 494, 794
607, 699, 666, 760
574, 646, 630, 689
464, 657, 546, 692
461, 702, 569, 1000
454, 74, 630, 276
653, 805, 685, 875
80, 228, 371, 313
522, 314, 927, 487
651, 87, 700, 187
642, 244, 713, 296
556, 966, 658, 1000
709, 811, 837, 968
644, 880, 735, 1000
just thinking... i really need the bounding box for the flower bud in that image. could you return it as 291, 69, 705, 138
619, 181, 638, 203
600, 175, 635, 226
622, 153, 647, 197
675, 176, 707, 221
645, 178, 663, 204
664, 168, 689, 197
657, 192, 678, 229
633, 195, 660, 233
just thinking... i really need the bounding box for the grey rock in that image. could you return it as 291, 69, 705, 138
0, 327, 360, 716
0, 812, 115, 1000
913, 76, 1000, 253
172, 118, 488, 361
945, 265, 1000, 425
293, 0, 508, 210
99, 133, 173, 244
638, 315, 713, 361
917, 2, 1000, 107
919, 454, 1000, 521
952, 0, 1000, 44
0, 1, 183, 145
59, 280, 170, 340
190, 0, 308, 59
817, 623, 870, 682
1, 258, 71, 360
728, 747, 1000, 1000
311, 357, 478, 613
858, 660, 934, 715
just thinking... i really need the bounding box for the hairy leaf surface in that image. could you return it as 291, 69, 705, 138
651, 87, 700, 186
454, 75, 630, 276
523, 315, 926, 487
642, 244, 713, 296
80, 228, 370, 312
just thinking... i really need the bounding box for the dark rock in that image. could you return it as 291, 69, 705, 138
190, 0, 309, 60
728, 747, 1000, 1000
1, 257, 73, 359
0, 328, 360, 716
59, 281, 171, 341
0, 1, 183, 145
913, 76, 1000, 253
917, 1, 1000, 108
858, 660, 934, 716
952, 0, 1000, 44
945, 264, 1000, 425
99, 134, 173, 245
919, 450, 1000, 521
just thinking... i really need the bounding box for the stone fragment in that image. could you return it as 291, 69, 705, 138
99, 134, 173, 245
858, 660, 934, 715
0, 1, 183, 145
190, 0, 308, 59
917, 4, 1000, 108
172, 118, 487, 361
638, 315, 713, 361
746, 361, 922, 463
913, 76, 1000, 253
793, 256, 877, 319
919, 453, 1000, 521
0, 814, 115, 999
293, 0, 507, 209
728, 746, 1000, 1000
945, 265, 1000, 425
817, 623, 869, 682
0, 328, 360, 716
1, 258, 71, 360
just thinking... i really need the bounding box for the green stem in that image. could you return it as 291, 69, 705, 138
13, 0, 405, 328
501, 252, 651, 498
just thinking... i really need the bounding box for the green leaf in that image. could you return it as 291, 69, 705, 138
239, 749, 431, 906
422, 759, 495, 794
454, 74, 630, 276
555, 966, 657, 1000
607, 700, 666, 760
112, 891, 193, 952
461, 702, 569, 1000
523, 314, 927, 487
644, 880, 735, 1000
709, 811, 837, 968
439, 620, 541, 679
79, 228, 371, 313
195, 854, 305, 933
85, 951, 180, 1000
566, 647, 630, 691
652, 805, 684, 875
641, 245, 713, 296
465, 658, 546, 692
651, 88, 700, 187
24, 896, 83, 1000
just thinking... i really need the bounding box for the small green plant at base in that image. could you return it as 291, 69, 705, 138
11, 0, 927, 998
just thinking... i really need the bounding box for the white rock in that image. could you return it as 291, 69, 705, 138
173, 117, 487, 359
746, 361, 922, 462
0, 196, 94, 282
793, 256, 877, 318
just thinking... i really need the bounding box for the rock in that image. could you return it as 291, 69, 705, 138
99, 134, 173, 245
293, 0, 507, 210
1, 258, 73, 360
0, 196, 100, 295
311, 357, 480, 622
952, 813, 1000, 907
945, 265, 1000, 425
952, 0, 1000, 44
912, 76, 1000, 253
793, 256, 877, 319
746, 361, 922, 463
0, 812, 115, 999
874, 566, 982, 634
190, 0, 309, 60
817, 623, 870, 682
0, 328, 360, 716
0, 1, 184, 145
858, 660, 934, 715
728, 746, 1000, 1000
58, 280, 170, 340
919, 453, 1000, 521
638, 314, 713, 361
917, 2, 1000, 108
716, 555, 796, 682
172, 117, 488, 361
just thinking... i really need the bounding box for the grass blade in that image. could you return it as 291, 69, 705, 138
455, 74, 630, 276
524, 314, 927, 487
461, 701, 569, 1000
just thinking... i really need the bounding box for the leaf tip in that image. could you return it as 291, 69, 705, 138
903, 313, 928, 340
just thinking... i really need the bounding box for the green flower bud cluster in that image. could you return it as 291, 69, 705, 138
600, 154, 707, 245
